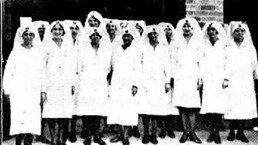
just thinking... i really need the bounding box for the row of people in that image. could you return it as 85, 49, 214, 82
3, 10, 258, 145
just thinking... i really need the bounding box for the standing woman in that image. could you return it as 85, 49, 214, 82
157, 22, 179, 139
107, 26, 142, 145
200, 21, 228, 144
224, 21, 258, 143
77, 28, 112, 145
63, 19, 84, 143
43, 21, 75, 145
33, 21, 50, 42
139, 25, 172, 144
84, 11, 104, 28
3, 26, 46, 145
32, 20, 51, 144
173, 17, 203, 144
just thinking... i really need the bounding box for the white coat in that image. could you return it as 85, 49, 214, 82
139, 43, 172, 115
200, 40, 228, 114
107, 43, 142, 126
166, 42, 179, 115
43, 40, 75, 118
173, 39, 202, 108
3, 45, 45, 135
76, 44, 112, 116
224, 42, 258, 119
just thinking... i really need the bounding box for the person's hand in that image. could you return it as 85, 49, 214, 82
222, 79, 229, 89
165, 83, 171, 93
41, 92, 47, 103
72, 86, 75, 95
197, 78, 203, 90
132, 85, 138, 96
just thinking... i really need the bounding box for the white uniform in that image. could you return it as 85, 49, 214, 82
43, 40, 75, 118
76, 43, 112, 116
173, 39, 202, 108
107, 43, 142, 126
139, 43, 172, 115
3, 45, 45, 135
200, 40, 228, 114
224, 42, 258, 119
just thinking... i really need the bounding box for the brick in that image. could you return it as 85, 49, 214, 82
186, 4, 198, 11
201, 16, 216, 22
216, 17, 224, 23
194, 10, 209, 16
209, 11, 223, 16
215, 5, 223, 11
186, 11, 194, 15
186, 0, 194, 4
200, 5, 216, 10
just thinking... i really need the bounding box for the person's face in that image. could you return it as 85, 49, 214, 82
90, 32, 101, 44
122, 32, 134, 46
232, 27, 245, 41
51, 23, 64, 39
106, 23, 116, 34
164, 27, 173, 38
22, 29, 35, 44
88, 16, 100, 27
207, 26, 218, 39
148, 31, 158, 43
70, 24, 80, 38
182, 22, 193, 36
135, 24, 143, 35
38, 26, 45, 38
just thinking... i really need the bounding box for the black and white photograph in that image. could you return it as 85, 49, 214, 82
1, 0, 258, 145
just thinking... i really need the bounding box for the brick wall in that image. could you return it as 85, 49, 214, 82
186, 0, 224, 24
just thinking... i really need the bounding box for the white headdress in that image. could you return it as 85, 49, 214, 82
84, 11, 103, 28
63, 19, 84, 40
32, 20, 50, 29
128, 20, 146, 36
80, 27, 109, 47
103, 18, 121, 36
43, 20, 73, 47
115, 25, 141, 46
13, 26, 41, 49
202, 21, 227, 44
158, 22, 178, 43
227, 21, 254, 46
175, 17, 202, 43
142, 25, 166, 45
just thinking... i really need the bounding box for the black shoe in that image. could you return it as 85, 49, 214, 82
159, 130, 166, 138
227, 131, 235, 141
83, 140, 91, 145
141, 135, 149, 144
94, 138, 106, 145
189, 132, 202, 144
214, 133, 221, 144
150, 135, 158, 144
110, 135, 122, 143
207, 132, 214, 143
122, 138, 130, 145
69, 132, 77, 143
132, 127, 141, 138
179, 132, 188, 143
83, 136, 92, 145
167, 130, 175, 139
236, 131, 249, 143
